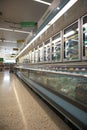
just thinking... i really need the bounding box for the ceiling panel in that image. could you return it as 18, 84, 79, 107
0, 0, 53, 60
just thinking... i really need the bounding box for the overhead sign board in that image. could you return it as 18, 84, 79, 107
13, 48, 19, 51
20, 21, 37, 27
17, 39, 25, 43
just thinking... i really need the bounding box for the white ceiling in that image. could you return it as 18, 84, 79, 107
0, 0, 53, 61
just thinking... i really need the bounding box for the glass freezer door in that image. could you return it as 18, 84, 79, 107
83, 15, 87, 59
64, 22, 79, 61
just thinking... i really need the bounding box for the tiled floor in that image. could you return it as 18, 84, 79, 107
0, 71, 71, 130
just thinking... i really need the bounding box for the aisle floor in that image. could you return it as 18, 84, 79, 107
0, 71, 71, 130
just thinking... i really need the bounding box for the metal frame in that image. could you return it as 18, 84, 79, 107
16, 66, 87, 78
43, 39, 51, 63
51, 31, 62, 62
18, 13, 87, 65
81, 14, 87, 60
63, 20, 80, 62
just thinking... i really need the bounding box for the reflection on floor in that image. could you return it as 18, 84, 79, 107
0, 71, 71, 130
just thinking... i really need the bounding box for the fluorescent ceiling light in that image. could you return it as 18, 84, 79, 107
83, 23, 87, 28
14, 30, 30, 34
4, 59, 16, 63
85, 32, 87, 36
34, 0, 51, 5
0, 39, 17, 43
64, 30, 75, 37
0, 27, 30, 34
4, 40, 17, 43
0, 27, 12, 31
16, 0, 78, 58
52, 37, 61, 43
76, 28, 79, 31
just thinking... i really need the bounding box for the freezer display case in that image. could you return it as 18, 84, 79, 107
83, 15, 87, 59
52, 33, 61, 61
21, 68, 29, 78
28, 70, 87, 106
64, 22, 79, 61
16, 67, 87, 129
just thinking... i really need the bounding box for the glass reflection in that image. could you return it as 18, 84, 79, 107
52, 33, 61, 61
34, 49, 38, 63
64, 22, 78, 61
31, 50, 34, 63
44, 40, 50, 61
38, 45, 43, 62
4, 72, 10, 82
29, 51, 32, 63
24, 70, 87, 106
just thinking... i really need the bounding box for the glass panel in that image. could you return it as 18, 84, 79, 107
21, 69, 28, 78
83, 15, 87, 58
34, 49, 38, 63
38, 45, 43, 62
29, 51, 32, 63
28, 70, 87, 107
24, 54, 29, 63
52, 33, 61, 61
44, 41, 50, 61
64, 22, 79, 61
31, 50, 34, 63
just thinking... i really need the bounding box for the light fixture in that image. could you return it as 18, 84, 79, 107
76, 28, 79, 31
0, 39, 17, 43
64, 30, 75, 37
56, 7, 60, 10
83, 23, 87, 28
4, 40, 17, 43
33, 0, 51, 6
0, 27, 31, 34
85, 32, 87, 36
16, 0, 78, 58
0, 27, 12, 31
52, 37, 61, 43
4, 59, 16, 63
14, 30, 30, 34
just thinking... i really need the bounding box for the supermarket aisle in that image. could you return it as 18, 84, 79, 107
0, 71, 71, 130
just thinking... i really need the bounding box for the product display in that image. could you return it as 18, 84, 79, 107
39, 46, 43, 62
83, 15, 87, 58
64, 39, 78, 60
24, 69, 87, 106
64, 22, 79, 61
52, 42, 61, 61
44, 43, 50, 61
34, 49, 38, 62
